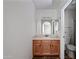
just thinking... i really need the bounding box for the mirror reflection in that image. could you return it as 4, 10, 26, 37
41, 18, 59, 36
42, 21, 51, 35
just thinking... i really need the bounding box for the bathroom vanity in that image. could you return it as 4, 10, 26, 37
32, 17, 60, 59
32, 38, 60, 59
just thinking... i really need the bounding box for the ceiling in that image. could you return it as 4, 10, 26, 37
4, 0, 71, 9
3, 0, 33, 3
33, 0, 53, 9
33, 0, 68, 9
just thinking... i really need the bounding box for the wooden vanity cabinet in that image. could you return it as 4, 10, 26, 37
33, 40, 42, 55
42, 40, 51, 55
50, 40, 60, 55
33, 40, 60, 56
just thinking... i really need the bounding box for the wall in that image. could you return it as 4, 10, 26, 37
3, 1, 35, 59
64, 9, 76, 45
35, 9, 59, 35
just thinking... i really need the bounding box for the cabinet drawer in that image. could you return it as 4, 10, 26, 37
51, 40, 60, 55
51, 40, 60, 45
33, 40, 41, 45
42, 40, 51, 55
33, 44, 42, 55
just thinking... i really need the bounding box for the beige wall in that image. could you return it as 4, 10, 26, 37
35, 9, 60, 34
64, 9, 76, 45
3, 1, 35, 59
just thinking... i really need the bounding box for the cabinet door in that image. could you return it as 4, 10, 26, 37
33, 40, 42, 55
50, 40, 60, 55
42, 40, 51, 55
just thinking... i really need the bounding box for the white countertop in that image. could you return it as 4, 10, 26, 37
33, 38, 60, 40
33, 37, 60, 40
32, 35, 60, 40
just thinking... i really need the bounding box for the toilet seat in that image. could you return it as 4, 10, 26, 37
67, 44, 76, 51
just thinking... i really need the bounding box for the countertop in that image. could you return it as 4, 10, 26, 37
33, 35, 60, 40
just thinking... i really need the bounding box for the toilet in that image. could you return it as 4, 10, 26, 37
66, 44, 76, 58
65, 37, 76, 59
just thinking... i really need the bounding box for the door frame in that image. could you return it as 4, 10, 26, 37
60, 0, 72, 59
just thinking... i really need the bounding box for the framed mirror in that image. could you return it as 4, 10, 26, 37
41, 17, 59, 36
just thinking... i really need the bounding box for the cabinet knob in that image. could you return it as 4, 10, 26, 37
39, 44, 41, 47
52, 45, 53, 47
50, 45, 53, 47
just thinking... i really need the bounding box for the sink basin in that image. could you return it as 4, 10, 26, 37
44, 35, 49, 37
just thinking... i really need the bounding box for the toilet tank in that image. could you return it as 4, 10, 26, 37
64, 37, 71, 45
